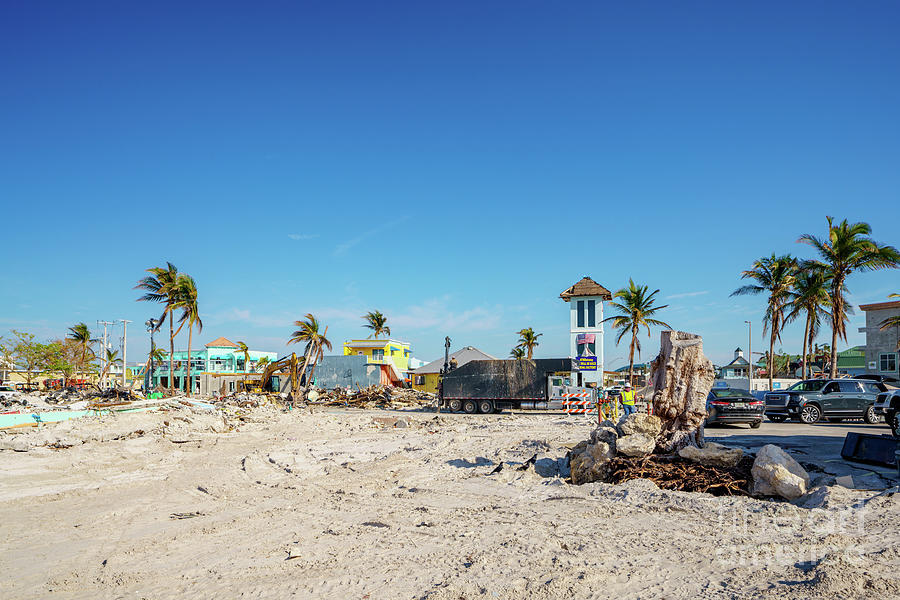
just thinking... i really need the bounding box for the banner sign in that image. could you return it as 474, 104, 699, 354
574, 356, 598, 371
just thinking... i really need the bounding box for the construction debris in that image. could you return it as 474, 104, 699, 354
311, 385, 436, 410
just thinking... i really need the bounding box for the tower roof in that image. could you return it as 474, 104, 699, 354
205, 336, 239, 348
559, 276, 612, 301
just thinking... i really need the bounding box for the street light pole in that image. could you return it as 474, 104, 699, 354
120, 319, 131, 387
744, 320, 752, 392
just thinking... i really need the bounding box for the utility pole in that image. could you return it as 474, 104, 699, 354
744, 320, 752, 393
98, 320, 114, 389
120, 319, 132, 387
146, 318, 158, 391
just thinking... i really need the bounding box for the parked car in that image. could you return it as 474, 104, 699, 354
874, 388, 900, 437
705, 388, 764, 428
853, 374, 900, 385
0, 385, 21, 401
764, 379, 886, 424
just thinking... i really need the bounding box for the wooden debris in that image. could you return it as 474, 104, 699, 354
311, 385, 436, 410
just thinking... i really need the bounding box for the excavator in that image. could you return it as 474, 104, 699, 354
236, 352, 305, 402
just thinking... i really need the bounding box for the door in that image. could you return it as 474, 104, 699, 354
837, 380, 866, 414
820, 382, 841, 414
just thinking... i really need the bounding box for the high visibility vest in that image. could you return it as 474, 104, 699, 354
621, 390, 635, 405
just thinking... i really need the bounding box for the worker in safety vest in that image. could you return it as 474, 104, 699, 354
621, 383, 636, 416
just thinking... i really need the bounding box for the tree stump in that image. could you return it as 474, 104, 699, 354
649, 331, 716, 453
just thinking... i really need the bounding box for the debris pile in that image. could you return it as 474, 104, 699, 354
604, 454, 754, 497
569, 413, 811, 500
312, 385, 436, 409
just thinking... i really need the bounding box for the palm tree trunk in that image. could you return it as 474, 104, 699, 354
801, 313, 810, 380
627, 329, 637, 387
169, 312, 175, 393
186, 323, 193, 397
768, 331, 775, 391
830, 278, 841, 379
308, 345, 321, 388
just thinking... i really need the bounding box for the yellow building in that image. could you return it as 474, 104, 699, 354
411, 346, 496, 394
342, 339, 412, 385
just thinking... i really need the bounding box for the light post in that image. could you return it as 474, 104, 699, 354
744, 320, 752, 392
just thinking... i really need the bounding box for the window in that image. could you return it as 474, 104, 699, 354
880, 353, 897, 373
587, 300, 596, 327
787, 380, 827, 392
577, 300, 585, 328
229, 381, 235, 392
838, 381, 863, 393
372, 349, 385, 360
822, 382, 839, 394
414, 375, 425, 385
863, 382, 884, 394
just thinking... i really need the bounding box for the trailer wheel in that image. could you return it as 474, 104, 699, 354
448, 399, 462, 412
477, 400, 494, 414
463, 400, 478, 414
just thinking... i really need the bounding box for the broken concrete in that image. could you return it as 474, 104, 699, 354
615, 433, 656, 458
617, 413, 662, 438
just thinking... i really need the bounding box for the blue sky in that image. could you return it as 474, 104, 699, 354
2, 1, 899, 368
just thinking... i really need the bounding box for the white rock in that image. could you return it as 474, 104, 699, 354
570, 441, 615, 485
751, 444, 810, 500
617, 413, 662, 438
678, 442, 743, 468
615, 433, 656, 458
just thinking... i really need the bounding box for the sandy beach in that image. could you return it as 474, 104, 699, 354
1, 406, 899, 599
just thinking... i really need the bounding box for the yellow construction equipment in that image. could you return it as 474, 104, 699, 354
237, 353, 305, 402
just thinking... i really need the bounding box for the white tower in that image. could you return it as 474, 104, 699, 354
560, 276, 612, 387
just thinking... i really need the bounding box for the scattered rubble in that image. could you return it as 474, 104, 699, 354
310, 385, 435, 410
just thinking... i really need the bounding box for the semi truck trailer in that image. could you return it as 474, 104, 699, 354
439, 358, 597, 414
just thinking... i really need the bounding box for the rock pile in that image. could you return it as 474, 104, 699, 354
569, 414, 812, 500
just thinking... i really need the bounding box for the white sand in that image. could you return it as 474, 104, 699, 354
2, 407, 899, 599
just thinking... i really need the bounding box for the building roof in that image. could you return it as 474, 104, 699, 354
343, 338, 410, 348
724, 356, 749, 367
559, 276, 612, 301
205, 336, 239, 348
859, 300, 900, 312
413, 346, 497, 374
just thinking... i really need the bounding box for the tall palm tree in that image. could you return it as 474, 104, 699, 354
99, 348, 122, 388
135, 262, 180, 390
787, 263, 832, 379
800, 217, 900, 378
516, 327, 542, 360
288, 314, 332, 386
732, 254, 798, 391
235, 341, 250, 372
67, 322, 94, 381
362, 310, 391, 339
509, 346, 526, 360
603, 279, 672, 386
878, 294, 900, 349
173, 274, 202, 397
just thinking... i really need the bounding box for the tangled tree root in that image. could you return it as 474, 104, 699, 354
604, 454, 754, 497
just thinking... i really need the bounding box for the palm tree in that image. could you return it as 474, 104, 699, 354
800, 217, 900, 378
516, 327, 542, 360
99, 348, 122, 388
67, 322, 94, 381
509, 346, 526, 360
173, 274, 202, 397
787, 263, 832, 379
732, 254, 798, 391
255, 356, 270, 373
362, 310, 391, 339
288, 314, 332, 386
878, 294, 900, 349
135, 262, 180, 390
235, 341, 250, 372
603, 279, 672, 386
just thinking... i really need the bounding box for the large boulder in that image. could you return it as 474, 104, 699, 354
615, 433, 656, 458
678, 442, 743, 468
751, 444, 811, 500
569, 441, 615, 484
589, 425, 619, 447
617, 413, 662, 438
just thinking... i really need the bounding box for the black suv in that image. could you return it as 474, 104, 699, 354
764, 379, 886, 424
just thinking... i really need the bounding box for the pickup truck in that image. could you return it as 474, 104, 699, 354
440, 358, 597, 414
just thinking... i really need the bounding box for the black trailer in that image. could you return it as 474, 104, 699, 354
439, 358, 596, 414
